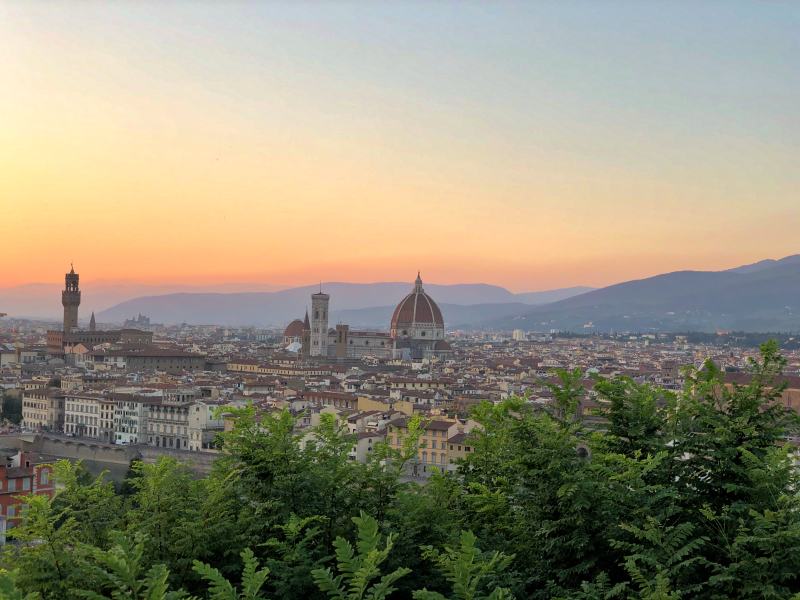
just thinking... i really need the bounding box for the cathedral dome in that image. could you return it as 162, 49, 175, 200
390, 274, 444, 334
284, 319, 305, 339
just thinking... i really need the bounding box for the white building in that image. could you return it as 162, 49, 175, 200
111, 390, 161, 445
64, 393, 103, 438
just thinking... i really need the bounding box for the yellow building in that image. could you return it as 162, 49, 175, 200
385, 416, 475, 474
22, 388, 65, 432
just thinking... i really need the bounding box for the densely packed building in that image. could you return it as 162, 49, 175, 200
3, 272, 800, 474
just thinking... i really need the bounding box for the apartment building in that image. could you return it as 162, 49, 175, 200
111, 393, 159, 445
21, 387, 65, 432
386, 416, 474, 474
64, 393, 103, 438
0, 451, 55, 542
188, 399, 226, 451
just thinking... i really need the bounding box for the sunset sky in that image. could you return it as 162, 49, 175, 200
2, 2, 798, 292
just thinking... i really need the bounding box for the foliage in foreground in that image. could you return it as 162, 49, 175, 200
2, 341, 800, 600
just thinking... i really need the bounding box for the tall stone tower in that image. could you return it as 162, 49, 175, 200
62, 265, 81, 332
310, 287, 329, 357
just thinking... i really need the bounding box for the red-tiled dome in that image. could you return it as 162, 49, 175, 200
390, 274, 444, 330
433, 340, 452, 351
284, 319, 305, 338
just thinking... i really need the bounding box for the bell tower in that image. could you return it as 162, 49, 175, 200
310, 285, 330, 357
62, 264, 81, 332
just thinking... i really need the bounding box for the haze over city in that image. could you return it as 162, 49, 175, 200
3, 2, 799, 290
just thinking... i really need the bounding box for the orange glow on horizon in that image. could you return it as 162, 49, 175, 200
2, 4, 798, 293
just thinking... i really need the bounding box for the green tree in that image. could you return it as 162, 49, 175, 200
608, 341, 800, 598
214, 406, 312, 535
594, 377, 669, 458
459, 393, 622, 598
355, 415, 425, 524
51, 460, 123, 547
383, 472, 462, 597
311, 512, 411, 600
0, 569, 40, 600
125, 458, 205, 583
301, 413, 360, 546
259, 515, 328, 599
413, 530, 515, 600
7, 494, 84, 599
72, 531, 186, 600
193, 548, 270, 600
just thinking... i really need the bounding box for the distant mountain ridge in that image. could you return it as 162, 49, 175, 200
8, 254, 799, 332
725, 254, 800, 274
489, 255, 800, 333
95, 283, 593, 327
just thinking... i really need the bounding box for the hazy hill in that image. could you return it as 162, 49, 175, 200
96, 283, 593, 327
725, 254, 800, 274
10, 254, 800, 332
0, 281, 285, 320
488, 258, 800, 333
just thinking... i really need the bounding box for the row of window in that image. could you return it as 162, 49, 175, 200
387, 435, 471, 453
22, 401, 48, 409
66, 402, 99, 414
149, 424, 189, 435
65, 424, 99, 437
65, 414, 98, 425
0, 504, 23, 519
0, 476, 32, 492
149, 436, 189, 449
419, 451, 448, 465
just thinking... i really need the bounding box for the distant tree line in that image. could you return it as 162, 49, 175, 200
2, 341, 800, 599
